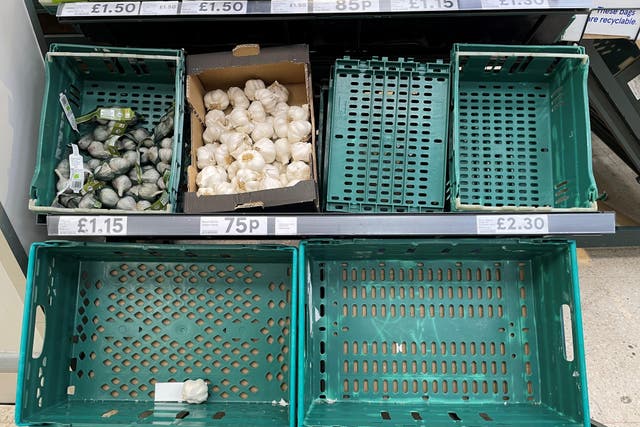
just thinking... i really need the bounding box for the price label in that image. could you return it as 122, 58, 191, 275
59, 2, 141, 17
140, 1, 179, 15
390, 0, 458, 11
58, 216, 128, 236
271, 0, 309, 13
480, 0, 549, 9
275, 217, 298, 235
180, 1, 248, 15
313, 0, 380, 13
200, 217, 267, 236
476, 215, 549, 235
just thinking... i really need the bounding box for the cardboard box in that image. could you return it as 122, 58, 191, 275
184, 44, 319, 213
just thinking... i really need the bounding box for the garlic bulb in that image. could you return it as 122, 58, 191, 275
142, 168, 161, 184
214, 182, 235, 195
94, 163, 116, 181
156, 162, 171, 175
263, 163, 280, 179
287, 179, 302, 187
268, 81, 289, 103
159, 148, 172, 163
229, 140, 253, 160
227, 108, 252, 131
279, 173, 288, 186
136, 200, 151, 211
227, 161, 240, 179
131, 128, 150, 143
93, 125, 110, 142
237, 150, 266, 172
128, 168, 141, 184
55, 159, 70, 178
77, 134, 93, 150
213, 144, 233, 168
197, 187, 215, 197
274, 138, 291, 164
141, 137, 155, 148
116, 196, 137, 211
204, 89, 229, 111
197, 145, 217, 170
255, 88, 278, 113
227, 87, 250, 109
233, 169, 262, 193
273, 115, 289, 139
286, 161, 311, 181
160, 137, 173, 149
138, 183, 163, 201
290, 142, 312, 162
203, 122, 227, 144
99, 188, 119, 208
157, 176, 166, 190
220, 131, 251, 153
147, 146, 159, 164
79, 193, 101, 210
87, 158, 101, 171
244, 79, 266, 101
87, 141, 109, 159
288, 104, 310, 121
109, 157, 131, 175
273, 102, 289, 117
248, 101, 266, 122
123, 150, 138, 167
126, 185, 139, 197
197, 165, 227, 188
205, 110, 226, 128
182, 379, 209, 404
288, 120, 312, 141
273, 161, 287, 173
261, 175, 283, 190
113, 175, 132, 197
254, 138, 277, 163
251, 121, 274, 142
117, 137, 137, 151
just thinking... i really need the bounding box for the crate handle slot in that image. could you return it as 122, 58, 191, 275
561, 304, 574, 362
454, 51, 589, 65
31, 305, 46, 359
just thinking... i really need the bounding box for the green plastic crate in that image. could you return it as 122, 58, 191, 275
29, 44, 185, 213
450, 44, 598, 212
17, 242, 296, 427
299, 239, 589, 427
325, 57, 450, 213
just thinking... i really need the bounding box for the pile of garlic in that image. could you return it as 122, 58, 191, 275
196, 79, 312, 197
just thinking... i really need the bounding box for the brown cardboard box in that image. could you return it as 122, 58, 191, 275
184, 44, 318, 213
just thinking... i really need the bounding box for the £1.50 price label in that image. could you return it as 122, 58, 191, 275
59, 2, 141, 17
200, 217, 268, 236
58, 216, 128, 236
476, 215, 549, 235
180, 1, 248, 15
313, 0, 380, 13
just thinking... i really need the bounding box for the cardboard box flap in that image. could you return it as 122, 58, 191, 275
187, 75, 208, 125
187, 44, 310, 74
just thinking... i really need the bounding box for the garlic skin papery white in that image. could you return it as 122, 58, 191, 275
197, 187, 216, 197
197, 165, 227, 189
263, 163, 280, 179
182, 379, 208, 404
273, 115, 289, 139
290, 142, 312, 162
254, 88, 278, 113
288, 120, 312, 142
228, 108, 252, 131
244, 79, 266, 101
286, 161, 311, 181
248, 101, 266, 122
251, 121, 274, 142
227, 87, 250, 109
197, 144, 217, 169
273, 102, 289, 117
213, 144, 233, 168
237, 150, 266, 172
204, 89, 229, 111
220, 131, 252, 158
227, 161, 240, 179
233, 169, 262, 193
268, 81, 289, 103
288, 104, 310, 121
254, 138, 277, 164
261, 175, 283, 190
273, 139, 291, 164
203, 123, 226, 144
214, 182, 235, 195
205, 110, 226, 128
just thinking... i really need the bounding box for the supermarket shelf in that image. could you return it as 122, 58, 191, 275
46, 212, 615, 237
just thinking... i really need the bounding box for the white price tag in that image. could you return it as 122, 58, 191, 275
154, 382, 184, 402
180, 1, 248, 15
59, 2, 141, 17
476, 215, 549, 235
390, 0, 458, 12
200, 217, 267, 236
58, 216, 128, 236
140, 1, 179, 16
313, 0, 380, 13
271, 0, 309, 13
627, 74, 640, 101
275, 217, 298, 235
480, 0, 549, 8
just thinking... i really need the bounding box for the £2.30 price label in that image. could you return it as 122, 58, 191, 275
58, 216, 128, 236
476, 215, 549, 235
313, 0, 380, 13
180, 1, 248, 15
200, 217, 268, 236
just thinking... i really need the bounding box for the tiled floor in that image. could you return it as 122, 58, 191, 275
1, 247, 638, 427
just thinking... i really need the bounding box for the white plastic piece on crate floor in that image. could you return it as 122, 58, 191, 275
271, 399, 289, 407
154, 382, 184, 402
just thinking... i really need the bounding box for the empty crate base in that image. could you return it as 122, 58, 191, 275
299, 239, 589, 427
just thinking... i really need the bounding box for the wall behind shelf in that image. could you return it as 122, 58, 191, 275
0, 0, 48, 255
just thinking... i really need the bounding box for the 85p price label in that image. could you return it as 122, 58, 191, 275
313, 0, 380, 13
180, 1, 247, 15
477, 215, 549, 235
58, 216, 128, 236
391, 0, 458, 12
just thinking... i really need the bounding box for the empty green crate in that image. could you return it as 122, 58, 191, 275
30, 44, 185, 213
18, 242, 296, 427
450, 44, 598, 211
325, 57, 450, 213
299, 239, 589, 427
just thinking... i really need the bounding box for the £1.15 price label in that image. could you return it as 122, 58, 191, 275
476, 215, 549, 235
200, 217, 267, 236
390, 0, 458, 12
313, 0, 380, 13
58, 216, 128, 236
58, 2, 141, 17
180, 1, 248, 15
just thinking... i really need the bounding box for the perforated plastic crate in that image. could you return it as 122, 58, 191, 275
18, 242, 296, 427
299, 239, 589, 427
325, 57, 449, 213
450, 44, 598, 211
30, 44, 185, 213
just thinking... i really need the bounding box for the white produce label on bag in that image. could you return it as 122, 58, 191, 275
68, 145, 85, 193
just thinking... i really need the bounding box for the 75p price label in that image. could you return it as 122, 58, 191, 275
58, 216, 128, 236
313, 0, 380, 13
59, 2, 141, 17
180, 1, 248, 15
476, 215, 549, 235
390, 0, 458, 12
200, 217, 267, 236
